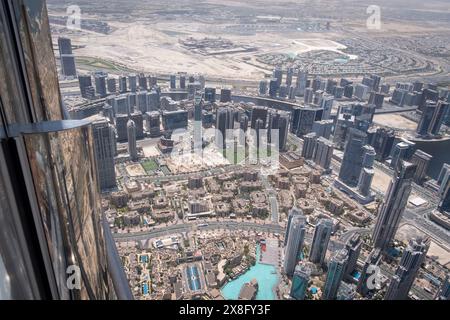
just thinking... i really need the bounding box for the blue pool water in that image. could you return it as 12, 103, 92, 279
351, 270, 361, 280
221, 245, 279, 300
140, 255, 149, 263
186, 265, 201, 291
142, 282, 149, 295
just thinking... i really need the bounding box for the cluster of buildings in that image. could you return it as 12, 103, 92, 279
54, 36, 450, 302
283, 156, 449, 300
117, 231, 257, 300
257, 37, 436, 78
178, 36, 257, 56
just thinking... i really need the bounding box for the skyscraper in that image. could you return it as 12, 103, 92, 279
296, 70, 308, 96
107, 77, 117, 94
220, 88, 231, 102
216, 107, 233, 149
170, 74, 176, 89
344, 234, 362, 280
91, 116, 117, 190
357, 248, 382, 296
204, 87, 216, 102
320, 95, 334, 120
357, 146, 376, 198
146, 111, 161, 137
302, 132, 317, 160
95, 74, 107, 98
333, 113, 355, 149
116, 114, 129, 142
250, 106, 268, 129
354, 84, 370, 101
278, 113, 289, 152
438, 173, 450, 214
58, 37, 77, 77
286, 67, 294, 86
338, 128, 367, 187
119, 76, 127, 93
179, 73, 186, 89
390, 140, 415, 170
60, 55, 77, 77
193, 94, 203, 151
273, 66, 283, 88
323, 249, 348, 300
312, 119, 333, 139
312, 77, 322, 92
313, 137, 334, 170
284, 214, 307, 276
290, 262, 311, 300
114, 94, 130, 115
268, 111, 289, 152
326, 79, 337, 95
259, 80, 268, 95
429, 101, 449, 135
137, 91, 149, 114
295, 107, 323, 137
130, 111, 144, 139
255, 118, 264, 155
304, 87, 313, 104
148, 90, 160, 111
128, 74, 137, 92
417, 102, 436, 135
162, 110, 188, 131
309, 218, 333, 265
384, 237, 430, 300
0, 0, 128, 299
269, 78, 278, 97
437, 274, 450, 300
127, 119, 138, 161
437, 163, 450, 192
78, 74, 92, 98
410, 149, 433, 184
417, 101, 450, 136
239, 113, 249, 146
284, 207, 303, 246
368, 127, 395, 162
288, 86, 296, 100
57, 37, 72, 55
372, 161, 417, 251
137, 73, 147, 91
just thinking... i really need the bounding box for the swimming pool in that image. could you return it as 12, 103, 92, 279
186, 265, 201, 291
142, 282, 149, 295
351, 270, 361, 280
221, 245, 279, 300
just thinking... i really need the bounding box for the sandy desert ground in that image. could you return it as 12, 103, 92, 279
371, 167, 393, 194
373, 114, 418, 131
397, 224, 450, 266
50, 13, 352, 80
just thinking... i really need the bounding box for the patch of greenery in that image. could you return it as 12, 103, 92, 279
142, 159, 159, 173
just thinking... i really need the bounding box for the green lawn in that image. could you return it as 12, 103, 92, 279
141, 159, 159, 173
76, 56, 136, 73
224, 146, 246, 164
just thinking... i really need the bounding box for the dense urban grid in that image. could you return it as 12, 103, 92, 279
44, 0, 450, 300
44, 0, 450, 301
54, 55, 450, 299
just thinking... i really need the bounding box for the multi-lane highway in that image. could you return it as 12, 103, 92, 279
113, 220, 345, 252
